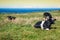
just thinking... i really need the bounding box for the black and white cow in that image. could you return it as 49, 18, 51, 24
7, 16, 16, 20
34, 12, 56, 30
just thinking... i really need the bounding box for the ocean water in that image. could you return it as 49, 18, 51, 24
0, 8, 60, 13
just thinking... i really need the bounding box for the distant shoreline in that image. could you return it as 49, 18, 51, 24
0, 8, 60, 13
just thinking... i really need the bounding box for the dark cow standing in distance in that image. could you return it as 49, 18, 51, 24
34, 12, 56, 30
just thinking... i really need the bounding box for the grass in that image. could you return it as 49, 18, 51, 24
0, 12, 60, 40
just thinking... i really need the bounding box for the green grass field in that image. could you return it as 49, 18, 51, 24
0, 12, 60, 40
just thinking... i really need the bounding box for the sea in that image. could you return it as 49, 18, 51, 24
0, 8, 60, 13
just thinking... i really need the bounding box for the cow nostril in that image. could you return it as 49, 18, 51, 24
54, 19, 56, 21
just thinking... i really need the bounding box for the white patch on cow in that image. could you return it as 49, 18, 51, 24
40, 21, 45, 30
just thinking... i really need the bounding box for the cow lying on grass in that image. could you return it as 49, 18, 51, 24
34, 12, 56, 30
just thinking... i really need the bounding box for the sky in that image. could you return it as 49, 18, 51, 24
0, 0, 60, 8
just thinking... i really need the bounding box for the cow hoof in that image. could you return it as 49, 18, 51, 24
45, 28, 49, 30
